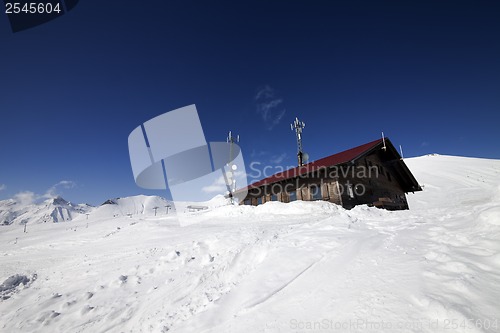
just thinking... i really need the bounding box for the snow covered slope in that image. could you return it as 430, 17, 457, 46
0, 195, 174, 226
0, 196, 92, 225
91, 195, 172, 221
0, 155, 499, 333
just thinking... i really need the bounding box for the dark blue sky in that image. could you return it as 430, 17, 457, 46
1, 0, 499, 205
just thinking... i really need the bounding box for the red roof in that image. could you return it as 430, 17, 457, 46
244, 138, 384, 190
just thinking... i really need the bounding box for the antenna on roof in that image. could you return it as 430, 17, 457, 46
399, 145, 404, 160
227, 131, 239, 204
291, 117, 306, 166
381, 131, 387, 151
227, 131, 239, 144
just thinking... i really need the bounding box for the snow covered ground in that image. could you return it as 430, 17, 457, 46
0, 154, 499, 333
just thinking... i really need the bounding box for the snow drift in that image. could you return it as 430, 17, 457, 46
0, 154, 499, 333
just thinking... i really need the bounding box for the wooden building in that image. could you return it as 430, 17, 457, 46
237, 138, 422, 210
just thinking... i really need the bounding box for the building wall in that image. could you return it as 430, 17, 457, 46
243, 175, 343, 206
336, 152, 408, 209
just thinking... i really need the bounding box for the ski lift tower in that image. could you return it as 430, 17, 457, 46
291, 117, 307, 166
227, 131, 239, 204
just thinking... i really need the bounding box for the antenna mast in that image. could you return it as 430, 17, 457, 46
291, 117, 306, 166
227, 131, 239, 203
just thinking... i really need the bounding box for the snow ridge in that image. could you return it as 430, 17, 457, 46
0, 155, 499, 333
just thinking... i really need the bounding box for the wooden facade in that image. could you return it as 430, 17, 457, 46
237, 138, 422, 210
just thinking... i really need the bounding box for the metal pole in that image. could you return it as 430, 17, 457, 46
291, 117, 306, 166
227, 131, 240, 204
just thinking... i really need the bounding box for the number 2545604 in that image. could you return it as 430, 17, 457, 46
5, 2, 62, 14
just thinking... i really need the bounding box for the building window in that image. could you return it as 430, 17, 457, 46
270, 194, 277, 201
257, 197, 262, 205
244, 199, 251, 205
289, 191, 297, 202
310, 185, 322, 200
347, 184, 354, 198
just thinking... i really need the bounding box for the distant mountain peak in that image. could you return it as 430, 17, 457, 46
101, 199, 118, 206
50, 196, 69, 206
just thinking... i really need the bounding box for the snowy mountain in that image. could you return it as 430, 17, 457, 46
0, 196, 92, 225
0, 195, 176, 226
91, 195, 173, 220
0, 155, 499, 333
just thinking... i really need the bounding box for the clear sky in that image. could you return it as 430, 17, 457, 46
1, 1, 499, 205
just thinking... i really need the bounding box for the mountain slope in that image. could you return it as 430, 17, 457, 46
0, 155, 499, 333
0, 195, 175, 226
0, 196, 92, 225
91, 195, 172, 220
